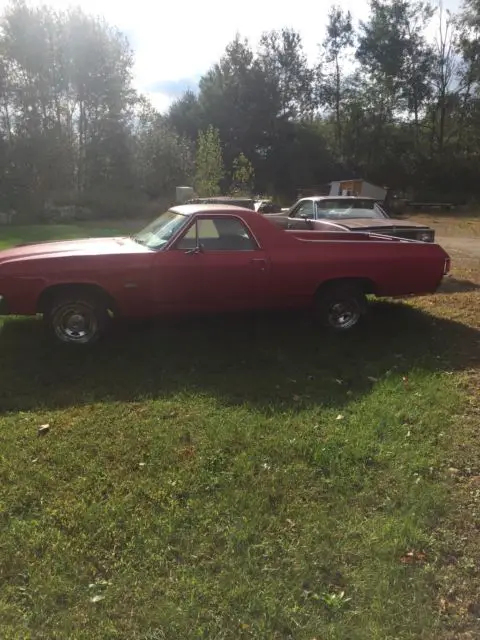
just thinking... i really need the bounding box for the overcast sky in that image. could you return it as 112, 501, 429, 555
0, 0, 462, 112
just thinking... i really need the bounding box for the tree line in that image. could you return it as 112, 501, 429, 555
1, 0, 480, 220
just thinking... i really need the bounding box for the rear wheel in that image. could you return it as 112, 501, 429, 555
46, 293, 110, 345
315, 284, 367, 331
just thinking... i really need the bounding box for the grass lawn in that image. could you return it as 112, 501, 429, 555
0, 223, 479, 639
0, 221, 142, 251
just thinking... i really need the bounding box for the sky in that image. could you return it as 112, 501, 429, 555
0, 0, 462, 112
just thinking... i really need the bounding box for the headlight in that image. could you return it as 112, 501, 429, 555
418, 231, 434, 242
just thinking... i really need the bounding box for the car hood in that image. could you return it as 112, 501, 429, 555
0, 236, 150, 265
324, 218, 429, 230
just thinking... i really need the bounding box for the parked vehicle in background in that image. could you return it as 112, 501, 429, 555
265, 196, 435, 242
186, 196, 255, 210
0, 204, 449, 345
254, 199, 284, 214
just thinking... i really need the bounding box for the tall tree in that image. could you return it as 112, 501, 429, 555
168, 89, 202, 141
258, 28, 315, 120
134, 103, 194, 199
430, 4, 457, 152
357, 0, 435, 140
195, 125, 224, 197
321, 6, 355, 152
0, 1, 136, 214
231, 152, 255, 195
197, 36, 280, 169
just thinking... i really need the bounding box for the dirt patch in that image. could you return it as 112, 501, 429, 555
440, 237, 480, 260
404, 213, 480, 238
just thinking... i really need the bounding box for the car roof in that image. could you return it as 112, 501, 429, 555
302, 196, 378, 202
171, 204, 255, 216
186, 196, 254, 203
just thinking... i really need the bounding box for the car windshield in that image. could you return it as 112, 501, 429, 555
133, 210, 189, 250
316, 200, 387, 220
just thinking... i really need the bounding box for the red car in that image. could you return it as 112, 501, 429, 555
0, 204, 450, 345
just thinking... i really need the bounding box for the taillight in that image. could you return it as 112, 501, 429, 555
444, 257, 451, 275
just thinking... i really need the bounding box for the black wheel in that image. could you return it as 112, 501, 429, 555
315, 284, 367, 331
46, 293, 110, 345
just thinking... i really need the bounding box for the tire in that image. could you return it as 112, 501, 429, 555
46, 292, 110, 346
315, 283, 367, 332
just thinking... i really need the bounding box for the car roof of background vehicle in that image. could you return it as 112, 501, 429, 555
301, 196, 378, 202
186, 196, 254, 203
171, 204, 257, 216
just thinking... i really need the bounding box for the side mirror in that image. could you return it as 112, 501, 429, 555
185, 244, 203, 255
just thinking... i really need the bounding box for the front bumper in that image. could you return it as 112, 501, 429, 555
0, 295, 9, 315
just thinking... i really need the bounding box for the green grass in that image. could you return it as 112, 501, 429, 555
0, 222, 139, 250
0, 225, 479, 639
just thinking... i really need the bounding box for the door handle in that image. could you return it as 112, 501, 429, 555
251, 258, 266, 271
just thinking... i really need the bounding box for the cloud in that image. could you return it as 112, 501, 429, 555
146, 77, 200, 99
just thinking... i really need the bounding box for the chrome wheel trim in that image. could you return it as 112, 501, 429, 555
327, 301, 360, 330
52, 302, 98, 344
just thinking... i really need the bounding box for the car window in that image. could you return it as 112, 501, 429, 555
291, 201, 315, 219
317, 199, 376, 210
315, 200, 386, 220
176, 217, 257, 251
133, 210, 189, 250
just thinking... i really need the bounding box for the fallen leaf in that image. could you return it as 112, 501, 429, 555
400, 550, 427, 564
336, 414, 344, 420
90, 595, 105, 603
38, 424, 50, 436
178, 446, 196, 460
439, 597, 449, 613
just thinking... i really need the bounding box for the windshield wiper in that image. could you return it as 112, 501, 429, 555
131, 235, 146, 245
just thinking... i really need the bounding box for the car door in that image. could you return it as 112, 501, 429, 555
154, 215, 270, 313
286, 200, 316, 230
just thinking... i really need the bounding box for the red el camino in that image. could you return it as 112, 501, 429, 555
0, 204, 450, 345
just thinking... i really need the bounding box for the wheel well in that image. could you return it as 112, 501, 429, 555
36, 283, 119, 315
315, 277, 377, 297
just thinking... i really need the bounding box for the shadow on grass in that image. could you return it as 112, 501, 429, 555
438, 276, 480, 294
0, 301, 479, 415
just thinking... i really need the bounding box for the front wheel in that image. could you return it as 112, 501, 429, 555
47, 294, 110, 345
315, 284, 367, 331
